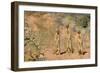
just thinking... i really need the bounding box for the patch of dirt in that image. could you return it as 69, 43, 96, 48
39, 47, 90, 61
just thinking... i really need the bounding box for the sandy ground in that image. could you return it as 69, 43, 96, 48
39, 47, 90, 61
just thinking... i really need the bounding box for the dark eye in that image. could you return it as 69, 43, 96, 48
57, 31, 59, 35
83, 25, 87, 28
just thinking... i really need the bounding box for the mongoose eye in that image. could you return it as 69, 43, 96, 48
56, 30, 59, 35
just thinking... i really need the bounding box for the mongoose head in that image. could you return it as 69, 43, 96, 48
66, 24, 69, 29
